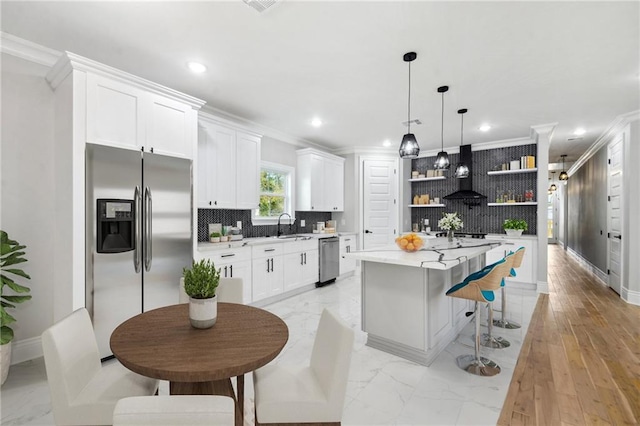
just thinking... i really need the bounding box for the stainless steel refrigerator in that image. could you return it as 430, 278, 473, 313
86, 144, 192, 359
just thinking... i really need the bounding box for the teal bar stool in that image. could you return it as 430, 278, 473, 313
493, 247, 525, 329
446, 256, 514, 376
478, 251, 516, 349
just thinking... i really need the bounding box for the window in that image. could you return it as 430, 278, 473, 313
252, 161, 295, 225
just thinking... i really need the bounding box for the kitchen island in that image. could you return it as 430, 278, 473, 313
345, 238, 501, 366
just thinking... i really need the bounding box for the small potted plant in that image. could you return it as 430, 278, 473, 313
503, 219, 528, 237
182, 259, 220, 329
1, 231, 32, 385
219, 227, 229, 243
209, 232, 221, 243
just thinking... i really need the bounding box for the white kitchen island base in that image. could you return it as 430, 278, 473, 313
348, 238, 500, 366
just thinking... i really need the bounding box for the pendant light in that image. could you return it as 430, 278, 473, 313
454, 108, 469, 178
434, 86, 450, 170
398, 52, 419, 158
549, 171, 557, 191
558, 154, 569, 181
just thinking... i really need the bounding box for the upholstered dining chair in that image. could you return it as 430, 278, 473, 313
112, 395, 235, 425
493, 246, 525, 329
253, 308, 355, 425
41, 308, 159, 425
446, 256, 514, 376
179, 277, 244, 304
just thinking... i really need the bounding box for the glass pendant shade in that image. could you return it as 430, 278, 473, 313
399, 133, 420, 158
550, 183, 557, 191
454, 163, 469, 178
434, 151, 450, 169
559, 154, 569, 181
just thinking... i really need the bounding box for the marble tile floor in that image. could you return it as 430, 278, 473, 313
0, 274, 538, 425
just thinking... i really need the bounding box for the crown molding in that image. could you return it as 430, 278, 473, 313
46, 52, 206, 108
530, 123, 558, 141
0, 32, 60, 66
568, 110, 640, 175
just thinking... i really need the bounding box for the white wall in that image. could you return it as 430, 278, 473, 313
1, 54, 56, 356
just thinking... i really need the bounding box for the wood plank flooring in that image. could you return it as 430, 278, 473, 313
498, 244, 640, 425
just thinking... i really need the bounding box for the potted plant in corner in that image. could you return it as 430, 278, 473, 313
209, 232, 221, 243
1, 231, 32, 385
219, 227, 229, 243
182, 259, 220, 329
503, 219, 528, 237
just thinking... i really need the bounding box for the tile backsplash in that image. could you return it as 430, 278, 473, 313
197, 209, 332, 242
410, 144, 538, 235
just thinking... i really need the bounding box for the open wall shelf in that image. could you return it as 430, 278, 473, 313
487, 168, 537, 175
487, 202, 538, 206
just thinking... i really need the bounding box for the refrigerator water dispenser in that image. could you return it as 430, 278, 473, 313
96, 199, 135, 253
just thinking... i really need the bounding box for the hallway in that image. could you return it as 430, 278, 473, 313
499, 244, 640, 425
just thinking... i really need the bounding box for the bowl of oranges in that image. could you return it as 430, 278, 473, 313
395, 233, 424, 252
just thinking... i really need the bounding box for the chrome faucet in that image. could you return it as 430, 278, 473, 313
277, 213, 294, 237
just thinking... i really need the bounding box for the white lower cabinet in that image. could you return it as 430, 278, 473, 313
485, 237, 535, 284
252, 244, 284, 302
195, 246, 253, 304
339, 235, 357, 276
283, 240, 319, 291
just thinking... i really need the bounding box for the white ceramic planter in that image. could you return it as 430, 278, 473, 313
189, 295, 217, 329
505, 229, 524, 237
1, 342, 12, 385
210, 237, 220, 243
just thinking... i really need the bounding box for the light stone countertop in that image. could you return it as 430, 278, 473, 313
197, 232, 355, 252
344, 238, 502, 270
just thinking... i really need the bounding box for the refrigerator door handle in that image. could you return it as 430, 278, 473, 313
134, 186, 142, 273
144, 186, 152, 271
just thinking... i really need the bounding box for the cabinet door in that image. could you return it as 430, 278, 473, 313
309, 155, 325, 210
197, 124, 212, 208
324, 158, 344, 211
283, 252, 304, 291
210, 124, 236, 208
227, 260, 252, 304
147, 93, 194, 159
269, 256, 284, 296
252, 257, 270, 302
505, 240, 533, 284
86, 73, 145, 150
339, 236, 356, 275
303, 249, 319, 285
235, 131, 261, 210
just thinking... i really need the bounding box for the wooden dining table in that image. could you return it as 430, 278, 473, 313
110, 302, 289, 426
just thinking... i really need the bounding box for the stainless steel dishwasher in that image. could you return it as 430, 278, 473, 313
318, 236, 340, 287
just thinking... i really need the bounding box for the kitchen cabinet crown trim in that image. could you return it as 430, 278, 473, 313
47, 52, 206, 109
296, 147, 345, 163
199, 111, 262, 138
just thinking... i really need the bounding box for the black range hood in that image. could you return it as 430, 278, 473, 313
443, 145, 487, 200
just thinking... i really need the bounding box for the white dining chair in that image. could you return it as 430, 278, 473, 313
113, 395, 235, 425
180, 277, 244, 304
253, 308, 355, 425
41, 308, 159, 425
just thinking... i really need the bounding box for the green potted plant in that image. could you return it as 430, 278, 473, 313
220, 227, 229, 243
503, 219, 528, 237
182, 259, 220, 329
1, 231, 32, 385
209, 232, 221, 243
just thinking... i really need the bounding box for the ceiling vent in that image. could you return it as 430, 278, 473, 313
242, 0, 278, 13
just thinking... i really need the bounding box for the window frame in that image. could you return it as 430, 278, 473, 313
251, 161, 296, 226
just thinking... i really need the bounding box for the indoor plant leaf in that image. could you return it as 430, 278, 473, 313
0, 326, 14, 345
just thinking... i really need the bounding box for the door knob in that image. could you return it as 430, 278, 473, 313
364, 230, 373, 234
614, 235, 622, 240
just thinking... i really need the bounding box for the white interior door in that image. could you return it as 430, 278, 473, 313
608, 135, 624, 295
362, 159, 398, 249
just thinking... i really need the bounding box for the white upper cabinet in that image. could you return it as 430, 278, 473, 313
197, 115, 261, 209
86, 72, 200, 159
296, 149, 345, 212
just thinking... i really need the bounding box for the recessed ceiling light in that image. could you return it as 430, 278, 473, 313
311, 118, 322, 127
187, 62, 207, 73
479, 124, 491, 132
574, 128, 586, 136
382, 139, 392, 147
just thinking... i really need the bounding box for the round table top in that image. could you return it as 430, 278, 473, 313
110, 303, 289, 382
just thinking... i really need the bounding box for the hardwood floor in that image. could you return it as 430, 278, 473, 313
498, 244, 640, 425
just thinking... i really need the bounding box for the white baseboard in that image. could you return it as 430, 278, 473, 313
11, 336, 42, 365
621, 287, 640, 306
536, 280, 549, 294
566, 247, 608, 285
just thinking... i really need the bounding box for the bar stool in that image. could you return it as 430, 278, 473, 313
479, 251, 516, 349
446, 257, 513, 376
493, 247, 525, 329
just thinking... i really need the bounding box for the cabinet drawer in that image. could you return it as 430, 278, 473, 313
252, 243, 283, 259
204, 246, 252, 264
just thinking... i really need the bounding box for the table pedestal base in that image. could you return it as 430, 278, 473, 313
170, 376, 244, 426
